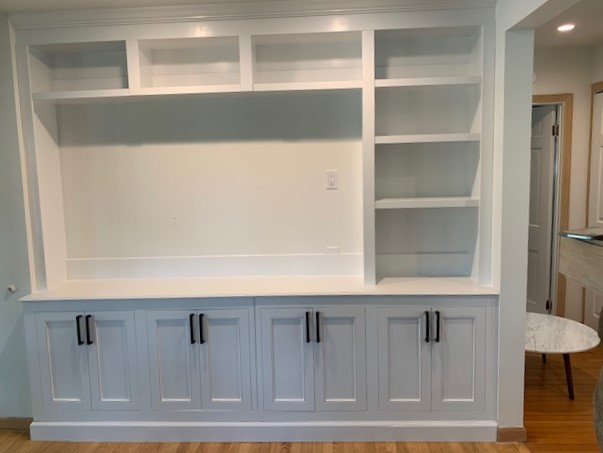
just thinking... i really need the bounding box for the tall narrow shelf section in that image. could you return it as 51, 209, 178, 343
372, 26, 484, 282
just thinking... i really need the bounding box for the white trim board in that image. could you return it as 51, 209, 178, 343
10, 1, 496, 30
65, 254, 364, 280
30, 420, 498, 442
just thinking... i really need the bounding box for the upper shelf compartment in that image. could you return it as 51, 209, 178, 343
29, 41, 128, 93
375, 27, 482, 80
137, 37, 240, 90
252, 32, 362, 89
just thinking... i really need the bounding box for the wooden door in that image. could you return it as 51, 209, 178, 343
259, 307, 314, 411
314, 307, 367, 411
377, 307, 431, 411
589, 91, 603, 228
87, 311, 140, 411
431, 307, 486, 412
199, 308, 253, 411
527, 105, 557, 314
147, 311, 201, 411
36, 312, 91, 413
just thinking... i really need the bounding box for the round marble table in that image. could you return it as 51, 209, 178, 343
525, 312, 600, 400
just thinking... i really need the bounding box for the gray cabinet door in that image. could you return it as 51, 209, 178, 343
377, 307, 431, 411
431, 306, 486, 412
260, 307, 314, 411
314, 307, 367, 411
36, 312, 91, 413
147, 310, 201, 411
200, 308, 253, 411
87, 311, 140, 411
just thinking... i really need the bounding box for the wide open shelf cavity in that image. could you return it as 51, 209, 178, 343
29, 41, 128, 93
375, 84, 481, 137
375, 27, 482, 80
253, 32, 362, 85
33, 90, 363, 282
375, 142, 480, 200
138, 37, 240, 89
376, 207, 479, 280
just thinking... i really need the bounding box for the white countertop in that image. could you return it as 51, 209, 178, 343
21, 275, 499, 302
525, 312, 600, 354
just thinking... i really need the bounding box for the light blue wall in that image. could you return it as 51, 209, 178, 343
0, 13, 32, 418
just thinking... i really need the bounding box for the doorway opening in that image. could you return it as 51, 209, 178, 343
528, 94, 573, 316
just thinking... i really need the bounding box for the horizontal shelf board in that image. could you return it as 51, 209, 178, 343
375, 197, 480, 209
375, 76, 481, 88
253, 80, 362, 92
375, 133, 481, 144
133, 85, 243, 96
20, 276, 498, 302
32, 88, 131, 102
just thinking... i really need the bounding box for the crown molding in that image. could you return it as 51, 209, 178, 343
10, 0, 496, 30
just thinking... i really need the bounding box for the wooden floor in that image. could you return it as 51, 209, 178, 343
1, 348, 602, 452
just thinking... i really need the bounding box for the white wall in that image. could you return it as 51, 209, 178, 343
594, 42, 603, 83
0, 14, 32, 417
533, 46, 594, 321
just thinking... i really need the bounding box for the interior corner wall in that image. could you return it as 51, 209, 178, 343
0, 14, 32, 418
533, 46, 594, 321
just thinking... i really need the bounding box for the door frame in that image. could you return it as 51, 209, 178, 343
584, 82, 603, 323
532, 94, 573, 316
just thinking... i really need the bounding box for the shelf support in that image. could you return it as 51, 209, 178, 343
362, 30, 376, 285
239, 35, 253, 91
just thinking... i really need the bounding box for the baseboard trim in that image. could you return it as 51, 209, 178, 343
497, 427, 527, 442
0, 417, 32, 432
30, 420, 498, 442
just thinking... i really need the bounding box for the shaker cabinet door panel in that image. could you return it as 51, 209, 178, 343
260, 308, 314, 411
200, 309, 253, 411
431, 307, 486, 412
36, 312, 91, 412
377, 307, 431, 411
147, 311, 201, 411
87, 311, 140, 411
314, 307, 367, 411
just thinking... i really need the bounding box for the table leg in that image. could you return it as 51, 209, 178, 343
542, 354, 547, 364
563, 353, 575, 400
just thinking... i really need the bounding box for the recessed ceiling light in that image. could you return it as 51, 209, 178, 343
557, 23, 576, 32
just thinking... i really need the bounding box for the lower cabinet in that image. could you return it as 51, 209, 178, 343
147, 308, 254, 412
36, 311, 140, 414
28, 297, 495, 440
377, 305, 486, 412
258, 306, 367, 412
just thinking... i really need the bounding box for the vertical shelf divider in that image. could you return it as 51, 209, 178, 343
126, 40, 141, 91
362, 30, 376, 286
239, 34, 253, 91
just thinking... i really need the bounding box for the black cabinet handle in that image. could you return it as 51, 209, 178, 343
435, 311, 441, 343
316, 311, 321, 343
76, 315, 84, 346
189, 313, 196, 344
199, 314, 205, 344
425, 311, 430, 343
85, 315, 93, 345
305, 312, 311, 343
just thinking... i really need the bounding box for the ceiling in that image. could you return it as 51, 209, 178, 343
0, 0, 495, 15
535, 0, 603, 48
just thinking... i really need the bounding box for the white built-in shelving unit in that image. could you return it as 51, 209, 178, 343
17, 14, 493, 299
370, 26, 485, 283
13, 6, 502, 443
